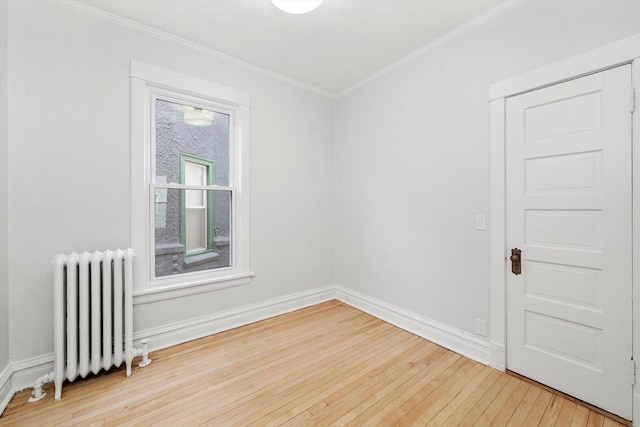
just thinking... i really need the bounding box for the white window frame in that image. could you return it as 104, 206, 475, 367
131, 61, 253, 304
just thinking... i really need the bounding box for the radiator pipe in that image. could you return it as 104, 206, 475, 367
28, 341, 152, 404
28, 371, 55, 402
136, 339, 152, 367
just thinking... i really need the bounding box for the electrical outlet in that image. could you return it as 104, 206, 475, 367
475, 214, 487, 230
475, 319, 487, 336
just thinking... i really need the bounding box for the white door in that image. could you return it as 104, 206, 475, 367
506, 64, 633, 419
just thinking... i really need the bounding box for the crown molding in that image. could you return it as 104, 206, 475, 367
335, 0, 530, 98
47, 0, 338, 100
48, 0, 528, 101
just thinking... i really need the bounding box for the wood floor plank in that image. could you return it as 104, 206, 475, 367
105, 320, 401, 426
262, 339, 443, 426
453, 372, 512, 426
505, 383, 542, 426
602, 418, 622, 427
315, 348, 455, 426
433, 367, 503, 426
340, 352, 465, 426
326, 347, 457, 426
410, 362, 489, 425
481, 379, 530, 426
131, 322, 402, 426
0, 300, 626, 427
572, 404, 592, 427
200, 333, 424, 425
587, 411, 606, 427
554, 399, 578, 426
521, 388, 554, 425
424, 368, 500, 427
276, 341, 441, 426
471, 375, 521, 426
382, 359, 482, 425
538, 395, 566, 427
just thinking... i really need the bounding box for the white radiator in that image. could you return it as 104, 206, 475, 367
29, 249, 151, 402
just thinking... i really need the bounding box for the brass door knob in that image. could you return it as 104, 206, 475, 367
510, 248, 521, 275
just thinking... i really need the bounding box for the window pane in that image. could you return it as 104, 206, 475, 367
185, 207, 206, 253
185, 188, 204, 207
154, 188, 232, 277
155, 99, 230, 186
184, 161, 206, 186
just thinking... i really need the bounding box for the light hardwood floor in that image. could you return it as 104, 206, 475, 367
1, 300, 628, 426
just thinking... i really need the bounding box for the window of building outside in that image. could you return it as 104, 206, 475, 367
131, 61, 252, 300
181, 155, 214, 255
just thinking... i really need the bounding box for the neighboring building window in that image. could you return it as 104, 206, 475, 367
131, 61, 252, 300
181, 155, 214, 255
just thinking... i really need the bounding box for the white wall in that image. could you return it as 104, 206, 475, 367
334, 0, 640, 338
6, 0, 334, 362
0, 0, 9, 373
0, 0, 12, 414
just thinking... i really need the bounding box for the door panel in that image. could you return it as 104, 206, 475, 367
524, 151, 602, 194
525, 261, 601, 308
506, 64, 632, 419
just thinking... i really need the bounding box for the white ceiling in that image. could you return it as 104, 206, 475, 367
72, 0, 514, 97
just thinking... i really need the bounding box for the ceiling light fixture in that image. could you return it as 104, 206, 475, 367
270, 0, 323, 14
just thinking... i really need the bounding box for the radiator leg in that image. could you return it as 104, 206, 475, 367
54, 378, 63, 401
28, 371, 54, 403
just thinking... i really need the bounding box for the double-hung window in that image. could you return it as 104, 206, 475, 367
131, 61, 252, 301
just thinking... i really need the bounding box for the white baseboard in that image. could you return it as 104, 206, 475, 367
10, 354, 54, 393
133, 285, 337, 353
0, 363, 12, 417
136, 284, 492, 367
490, 341, 506, 371
0, 353, 55, 416
334, 285, 491, 365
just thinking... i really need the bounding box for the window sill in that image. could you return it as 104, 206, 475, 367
183, 251, 219, 267
133, 271, 255, 305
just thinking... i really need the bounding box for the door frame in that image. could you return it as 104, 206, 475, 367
489, 33, 640, 419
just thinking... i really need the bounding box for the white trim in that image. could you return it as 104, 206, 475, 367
0, 363, 12, 416
133, 272, 254, 305
632, 57, 639, 424
0, 354, 55, 416
490, 35, 640, 420
635, 392, 640, 427
48, 0, 335, 99
133, 286, 336, 353
336, 0, 529, 99
49, 0, 527, 100
130, 61, 250, 107
490, 33, 640, 100
489, 97, 507, 371
130, 61, 252, 297
10, 354, 54, 394
334, 285, 491, 365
